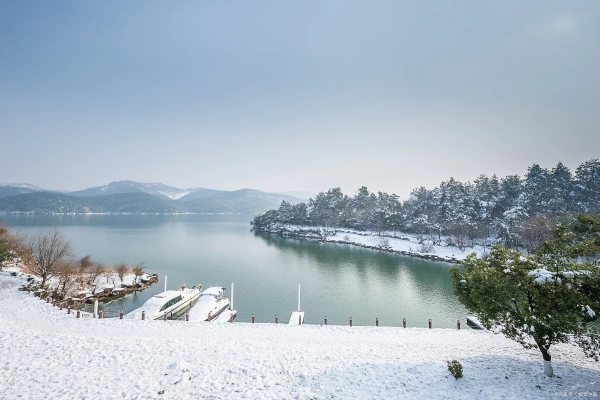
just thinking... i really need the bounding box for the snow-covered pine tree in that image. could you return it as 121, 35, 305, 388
450, 216, 600, 377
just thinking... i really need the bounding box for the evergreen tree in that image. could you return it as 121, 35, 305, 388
450, 217, 600, 376
547, 161, 574, 215
575, 159, 600, 213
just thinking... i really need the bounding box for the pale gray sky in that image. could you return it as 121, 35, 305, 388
1, 1, 599, 198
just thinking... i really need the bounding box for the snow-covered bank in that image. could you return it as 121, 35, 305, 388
1, 272, 598, 399
255, 225, 487, 264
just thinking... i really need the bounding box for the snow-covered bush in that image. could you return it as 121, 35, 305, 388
447, 360, 463, 379
418, 243, 434, 253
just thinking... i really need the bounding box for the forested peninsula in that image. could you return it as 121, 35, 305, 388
252, 159, 600, 259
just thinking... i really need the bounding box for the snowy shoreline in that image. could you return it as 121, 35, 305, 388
253, 225, 488, 264
1, 271, 598, 399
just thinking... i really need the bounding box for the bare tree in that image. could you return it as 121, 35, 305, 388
26, 228, 72, 286
78, 255, 92, 273
86, 261, 106, 286
447, 222, 473, 251
517, 214, 555, 254
53, 259, 78, 300
114, 263, 129, 283
132, 261, 146, 278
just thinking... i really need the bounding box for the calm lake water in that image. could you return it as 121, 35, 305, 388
3, 214, 468, 327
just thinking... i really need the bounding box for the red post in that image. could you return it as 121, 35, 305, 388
185, 312, 189, 322
299, 314, 302, 325
120, 310, 124, 319
164, 312, 167, 321
376, 318, 379, 327
403, 318, 406, 328
275, 315, 278, 324
349, 317, 353, 327
76, 310, 81, 318
59, 302, 63, 310
324, 316, 327, 326
428, 319, 432, 329
208, 311, 212, 322
142, 311, 146, 320
52, 300, 56, 307
98, 310, 103, 319
67, 306, 71, 314
252, 314, 255, 323
229, 313, 234, 323
457, 320, 460, 330
46, 297, 50, 303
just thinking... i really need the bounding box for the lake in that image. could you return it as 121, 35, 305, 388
2, 214, 468, 327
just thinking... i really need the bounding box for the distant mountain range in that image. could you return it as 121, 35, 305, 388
0, 181, 305, 214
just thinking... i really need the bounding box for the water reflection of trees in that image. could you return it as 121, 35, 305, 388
253, 231, 455, 293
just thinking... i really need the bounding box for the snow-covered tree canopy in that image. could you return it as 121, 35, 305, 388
450, 216, 600, 376
252, 159, 600, 252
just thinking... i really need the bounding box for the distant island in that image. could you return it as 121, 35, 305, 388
252, 159, 600, 259
0, 181, 305, 214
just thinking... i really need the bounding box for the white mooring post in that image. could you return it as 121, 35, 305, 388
289, 284, 304, 325
230, 283, 234, 311
164, 275, 168, 292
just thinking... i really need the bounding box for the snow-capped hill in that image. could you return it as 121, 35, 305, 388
0, 183, 45, 191
68, 181, 189, 200
0, 184, 44, 198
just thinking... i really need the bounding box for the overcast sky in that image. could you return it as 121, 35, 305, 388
1, 1, 599, 198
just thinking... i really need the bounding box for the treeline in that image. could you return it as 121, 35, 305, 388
252, 159, 600, 252
0, 189, 302, 214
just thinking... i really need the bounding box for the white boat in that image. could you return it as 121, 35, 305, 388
466, 316, 485, 330
187, 286, 231, 322
126, 286, 201, 320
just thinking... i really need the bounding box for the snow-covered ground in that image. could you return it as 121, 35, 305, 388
1, 271, 598, 399
265, 225, 487, 263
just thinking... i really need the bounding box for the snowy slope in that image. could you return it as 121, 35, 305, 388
0, 272, 598, 399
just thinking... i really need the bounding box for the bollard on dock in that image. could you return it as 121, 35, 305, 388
164, 312, 167, 321
59, 302, 63, 311
67, 306, 71, 314
376, 317, 379, 327
299, 314, 302, 325
142, 311, 146, 320
349, 317, 353, 327
76, 310, 80, 318
324, 316, 327, 326
46, 297, 50, 303
252, 314, 255, 323
185, 312, 189, 322
120, 310, 124, 320
275, 315, 278, 324
403, 318, 406, 328
428, 319, 432, 329
98, 310, 103, 319
457, 319, 460, 329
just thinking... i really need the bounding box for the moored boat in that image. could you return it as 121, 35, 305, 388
466, 316, 485, 330
126, 285, 201, 320
187, 286, 231, 321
